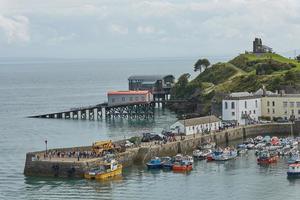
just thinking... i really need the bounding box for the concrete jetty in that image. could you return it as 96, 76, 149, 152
24, 123, 300, 178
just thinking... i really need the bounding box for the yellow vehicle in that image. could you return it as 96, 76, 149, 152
92, 140, 114, 156
84, 159, 122, 180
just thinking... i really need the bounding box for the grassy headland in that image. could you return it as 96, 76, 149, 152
169, 53, 300, 117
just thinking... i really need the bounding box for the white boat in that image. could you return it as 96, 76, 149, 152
193, 149, 212, 160
287, 163, 300, 178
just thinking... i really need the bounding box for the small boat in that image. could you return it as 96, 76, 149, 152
287, 152, 300, 164
193, 149, 212, 160
146, 157, 162, 169
174, 154, 183, 162
287, 163, 300, 178
213, 148, 238, 161
257, 150, 278, 164
254, 135, 263, 142
246, 143, 255, 149
172, 160, 192, 172
84, 159, 122, 180
237, 148, 248, 155
271, 137, 280, 146
161, 157, 173, 170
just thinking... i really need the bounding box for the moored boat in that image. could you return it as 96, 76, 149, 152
146, 157, 162, 169
257, 150, 278, 164
287, 163, 300, 178
213, 148, 237, 161
193, 149, 212, 160
84, 159, 122, 180
161, 157, 173, 170
172, 160, 192, 172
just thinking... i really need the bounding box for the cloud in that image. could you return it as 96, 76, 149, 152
136, 25, 164, 34
47, 33, 78, 45
108, 24, 128, 35
0, 15, 30, 43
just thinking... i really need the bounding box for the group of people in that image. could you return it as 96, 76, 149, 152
42, 149, 98, 160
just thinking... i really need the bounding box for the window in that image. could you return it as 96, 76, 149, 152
297, 102, 300, 107
272, 101, 275, 106
283, 102, 288, 108
298, 110, 300, 115
231, 102, 235, 109
290, 102, 295, 107
272, 109, 275, 114
267, 108, 270, 114
255, 100, 258, 108
112, 98, 115, 103
129, 97, 133, 101
232, 112, 235, 116
135, 97, 139, 101
254, 110, 256, 114
122, 97, 126, 101
225, 102, 228, 109
267, 101, 270, 106
249, 110, 252, 114
244, 101, 247, 109
141, 96, 145, 101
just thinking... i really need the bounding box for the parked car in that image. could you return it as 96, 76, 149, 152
141, 133, 163, 142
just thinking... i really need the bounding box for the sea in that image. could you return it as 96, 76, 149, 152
0, 57, 300, 200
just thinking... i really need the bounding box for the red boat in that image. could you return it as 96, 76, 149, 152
257, 150, 279, 164
172, 160, 193, 171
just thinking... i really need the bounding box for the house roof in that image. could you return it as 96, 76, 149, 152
128, 75, 174, 81
108, 90, 150, 95
178, 115, 221, 127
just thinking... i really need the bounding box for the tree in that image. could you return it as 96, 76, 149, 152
194, 58, 210, 73
177, 73, 191, 87
296, 55, 300, 62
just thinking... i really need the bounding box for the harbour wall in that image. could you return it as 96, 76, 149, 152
24, 123, 299, 178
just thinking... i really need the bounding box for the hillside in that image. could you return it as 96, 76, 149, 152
170, 53, 300, 117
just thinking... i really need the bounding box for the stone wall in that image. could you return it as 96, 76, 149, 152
24, 123, 299, 178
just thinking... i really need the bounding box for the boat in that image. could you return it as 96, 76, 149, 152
287, 163, 300, 178
193, 149, 212, 160
257, 150, 278, 164
213, 148, 238, 161
146, 157, 162, 169
161, 157, 173, 170
172, 160, 192, 172
174, 154, 183, 162
207, 148, 223, 162
287, 152, 300, 164
183, 155, 194, 164
84, 159, 122, 180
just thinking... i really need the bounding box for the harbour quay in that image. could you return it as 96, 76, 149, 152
24, 122, 300, 178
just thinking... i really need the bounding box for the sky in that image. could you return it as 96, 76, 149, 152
0, 0, 300, 59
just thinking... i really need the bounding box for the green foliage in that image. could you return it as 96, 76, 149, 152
171, 73, 201, 99
255, 60, 295, 75
193, 62, 238, 84
194, 58, 210, 72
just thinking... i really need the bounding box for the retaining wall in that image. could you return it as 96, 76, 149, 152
24, 123, 298, 178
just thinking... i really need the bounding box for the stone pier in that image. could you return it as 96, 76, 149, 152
24, 123, 299, 178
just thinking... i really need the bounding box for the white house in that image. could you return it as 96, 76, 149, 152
222, 92, 261, 125
170, 115, 222, 135
107, 90, 153, 106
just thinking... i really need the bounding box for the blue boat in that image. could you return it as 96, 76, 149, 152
287, 163, 300, 178
146, 157, 162, 169
161, 157, 173, 170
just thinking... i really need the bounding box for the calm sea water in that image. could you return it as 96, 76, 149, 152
1, 57, 300, 200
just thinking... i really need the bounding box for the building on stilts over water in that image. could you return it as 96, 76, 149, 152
128, 74, 175, 104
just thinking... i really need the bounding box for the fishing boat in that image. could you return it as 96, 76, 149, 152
161, 157, 173, 170
287, 163, 300, 178
183, 155, 194, 164
193, 149, 212, 160
84, 159, 122, 180
146, 157, 162, 169
207, 148, 223, 162
257, 150, 278, 164
172, 160, 192, 172
213, 148, 237, 161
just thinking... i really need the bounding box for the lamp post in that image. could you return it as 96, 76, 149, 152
45, 139, 48, 155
